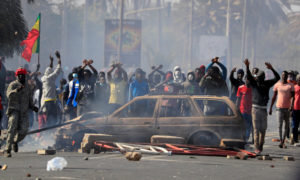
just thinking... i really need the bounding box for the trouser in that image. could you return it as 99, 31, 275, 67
276, 108, 290, 142
5, 111, 29, 151
252, 107, 268, 151
242, 113, 252, 141
43, 101, 58, 126
292, 110, 300, 142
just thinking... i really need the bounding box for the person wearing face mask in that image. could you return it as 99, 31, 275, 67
4, 67, 39, 157
129, 68, 149, 101
244, 59, 280, 154
94, 72, 110, 114
173, 66, 186, 84
182, 71, 200, 95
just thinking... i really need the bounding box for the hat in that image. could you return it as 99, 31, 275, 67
15, 67, 27, 76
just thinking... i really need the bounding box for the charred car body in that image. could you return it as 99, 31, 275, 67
54, 95, 246, 150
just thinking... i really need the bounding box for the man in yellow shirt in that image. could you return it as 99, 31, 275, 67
107, 62, 128, 113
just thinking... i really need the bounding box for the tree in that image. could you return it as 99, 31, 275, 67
0, 0, 28, 57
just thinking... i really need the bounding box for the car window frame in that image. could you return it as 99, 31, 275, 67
111, 97, 159, 119
193, 97, 237, 117
157, 96, 200, 118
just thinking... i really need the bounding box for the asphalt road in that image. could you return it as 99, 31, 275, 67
0, 133, 299, 180
0, 115, 299, 180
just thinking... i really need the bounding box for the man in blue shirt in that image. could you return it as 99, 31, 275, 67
129, 68, 149, 101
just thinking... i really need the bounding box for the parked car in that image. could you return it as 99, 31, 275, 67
54, 95, 246, 150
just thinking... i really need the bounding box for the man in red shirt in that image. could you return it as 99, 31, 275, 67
236, 76, 252, 142
291, 74, 300, 144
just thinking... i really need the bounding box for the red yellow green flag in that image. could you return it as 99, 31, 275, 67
20, 14, 40, 62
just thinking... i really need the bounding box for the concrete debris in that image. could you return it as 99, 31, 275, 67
125, 152, 142, 161
227, 155, 238, 160
283, 156, 295, 161
36, 178, 42, 180
272, 139, 280, 142
83, 157, 89, 161
81, 133, 116, 153
270, 165, 275, 168
37, 149, 56, 155
257, 155, 272, 161
26, 173, 31, 177
1, 164, 8, 170
150, 135, 185, 144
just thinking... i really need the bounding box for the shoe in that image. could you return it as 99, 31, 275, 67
279, 141, 283, 148
4, 150, 11, 158
12, 143, 18, 153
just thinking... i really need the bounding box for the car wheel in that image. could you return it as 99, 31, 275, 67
71, 129, 98, 150
189, 131, 220, 146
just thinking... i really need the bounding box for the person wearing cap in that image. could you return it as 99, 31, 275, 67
244, 59, 280, 154
4, 67, 38, 157
269, 71, 295, 148
291, 74, 300, 144
230, 67, 245, 102
41, 51, 62, 127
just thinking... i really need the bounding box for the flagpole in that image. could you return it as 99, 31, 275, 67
38, 12, 41, 66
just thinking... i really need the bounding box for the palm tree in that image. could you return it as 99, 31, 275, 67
0, 0, 28, 57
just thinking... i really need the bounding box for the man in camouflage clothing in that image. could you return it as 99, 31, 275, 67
4, 67, 38, 157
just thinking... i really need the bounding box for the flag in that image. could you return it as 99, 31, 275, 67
20, 14, 40, 62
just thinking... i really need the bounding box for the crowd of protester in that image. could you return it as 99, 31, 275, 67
0, 54, 300, 156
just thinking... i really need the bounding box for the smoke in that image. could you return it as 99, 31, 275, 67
19, 130, 56, 152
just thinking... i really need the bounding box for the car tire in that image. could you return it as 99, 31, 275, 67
188, 131, 220, 146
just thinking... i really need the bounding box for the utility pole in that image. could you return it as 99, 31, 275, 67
118, 0, 125, 62
240, 0, 247, 61
226, 0, 232, 70
82, 0, 88, 59
157, 0, 162, 52
189, 0, 194, 69
61, 0, 68, 62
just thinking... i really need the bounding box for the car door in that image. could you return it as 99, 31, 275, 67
107, 98, 158, 143
156, 97, 201, 139
193, 97, 245, 139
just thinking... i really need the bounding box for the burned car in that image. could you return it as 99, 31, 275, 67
54, 95, 246, 150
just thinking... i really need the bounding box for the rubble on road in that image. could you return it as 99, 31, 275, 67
283, 156, 295, 161
37, 149, 56, 155
1, 164, 8, 170
125, 152, 142, 161
93, 141, 257, 158
80, 133, 116, 154
257, 155, 273, 161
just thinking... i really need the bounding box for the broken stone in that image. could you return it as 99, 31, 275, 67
270, 165, 275, 168
36, 178, 42, 180
283, 156, 295, 161
262, 155, 272, 161
150, 135, 185, 144
83, 157, 89, 161
26, 173, 31, 177
1, 164, 7, 170
227, 155, 238, 160
37, 149, 56, 155
272, 138, 280, 142
125, 152, 142, 161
